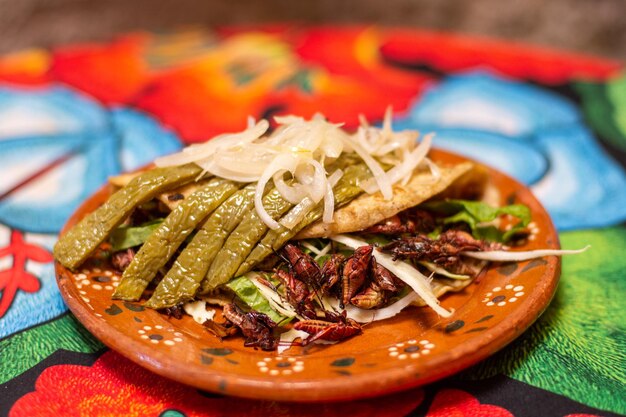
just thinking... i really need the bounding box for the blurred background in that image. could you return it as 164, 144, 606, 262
1, 0, 625, 59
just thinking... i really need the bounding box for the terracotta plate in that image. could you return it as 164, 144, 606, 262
55, 149, 560, 402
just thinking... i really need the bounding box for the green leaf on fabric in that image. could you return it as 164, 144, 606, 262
459, 226, 626, 414
226, 276, 289, 324
0, 314, 103, 384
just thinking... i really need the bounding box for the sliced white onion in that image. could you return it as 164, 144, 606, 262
361, 133, 433, 194
357, 108, 417, 160
381, 106, 393, 137
300, 118, 325, 153
330, 234, 452, 317
323, 291, 420, 323
195, 160, 259, 182
316, 242, 332, 259
328, 168, 345, 183
296, 159, 327, 203
418, 261, 471, 280
280, 197, 315, 229
344, 131, 393, 200
462, 246, 590, 261
358, 113, 370, 129
276, 328, 337, 354
372, 136, 412, 157
273, 171, 308, 204
274, 115, 304, 125
389, 133, 433, 183
311, 113, 346, 159
323, 186, 334, 223
155, 119, 269, 167
420, 157, 442, 184
279, 169, 343, 229
255, 154, 300, 230
213, 146, 278, 176
155, 112, 436, 230
300, 241, 323, 256
322, 169, 343, 224
182, 300, 216, 324
300, 241, 333, 260
278, 328, 310, 354
319, 126, 345, 159
197, 294, 232, 307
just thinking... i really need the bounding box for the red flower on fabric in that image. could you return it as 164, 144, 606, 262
565, 415, 604, 417
0, 229, 52, 317
34, 25, 626, 144
133, 27, 431, 142
0, 49, 52, 85
11, 350, 424, 417
50, 34, 154, 104
380, 29, 622, 85
426, 388, 513, 417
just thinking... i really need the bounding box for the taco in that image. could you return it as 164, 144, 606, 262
54, 111, 580, 351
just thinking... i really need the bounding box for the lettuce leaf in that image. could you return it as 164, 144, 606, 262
423, 199, 531, 242
110, 219, 163, 251
226, 275, 290, 324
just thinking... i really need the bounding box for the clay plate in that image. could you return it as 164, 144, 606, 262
55, 149, 560, 402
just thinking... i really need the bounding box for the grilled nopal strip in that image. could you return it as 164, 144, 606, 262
144, 184, 258, 309
113, 178, 240, 301
54, 163, 203, 270
199, 186, 295, 293
234, 163, 371, 278
108, 171, 207, 212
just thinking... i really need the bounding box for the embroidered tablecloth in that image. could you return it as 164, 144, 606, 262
0, 25, 624, 417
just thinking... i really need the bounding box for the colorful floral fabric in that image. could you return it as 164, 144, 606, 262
0, 25, 624, 416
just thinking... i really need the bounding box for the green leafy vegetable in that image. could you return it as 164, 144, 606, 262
423, 199, 531, 242
315, 254, 332, 267
109, 220, 163, 252
226, 276, 289, 324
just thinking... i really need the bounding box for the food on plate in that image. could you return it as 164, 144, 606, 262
54, 111, 586, 351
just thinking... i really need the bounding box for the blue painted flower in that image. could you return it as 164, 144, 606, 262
0, 86, 106, 140
532, 125, 626, 230
402, 72, 579, 137
0, 85, 181, 337
0, 86, 182, 234
395, 72, 626, 230
110, 107, 181, 172
395, 126, 548, 185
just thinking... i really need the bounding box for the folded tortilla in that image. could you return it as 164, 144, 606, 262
296, 161, 488, 238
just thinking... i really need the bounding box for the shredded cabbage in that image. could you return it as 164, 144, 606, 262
278, 328, 310, 354
182, 300, 216, 324
418, 261, 471, 280
462, 246, 590, 261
